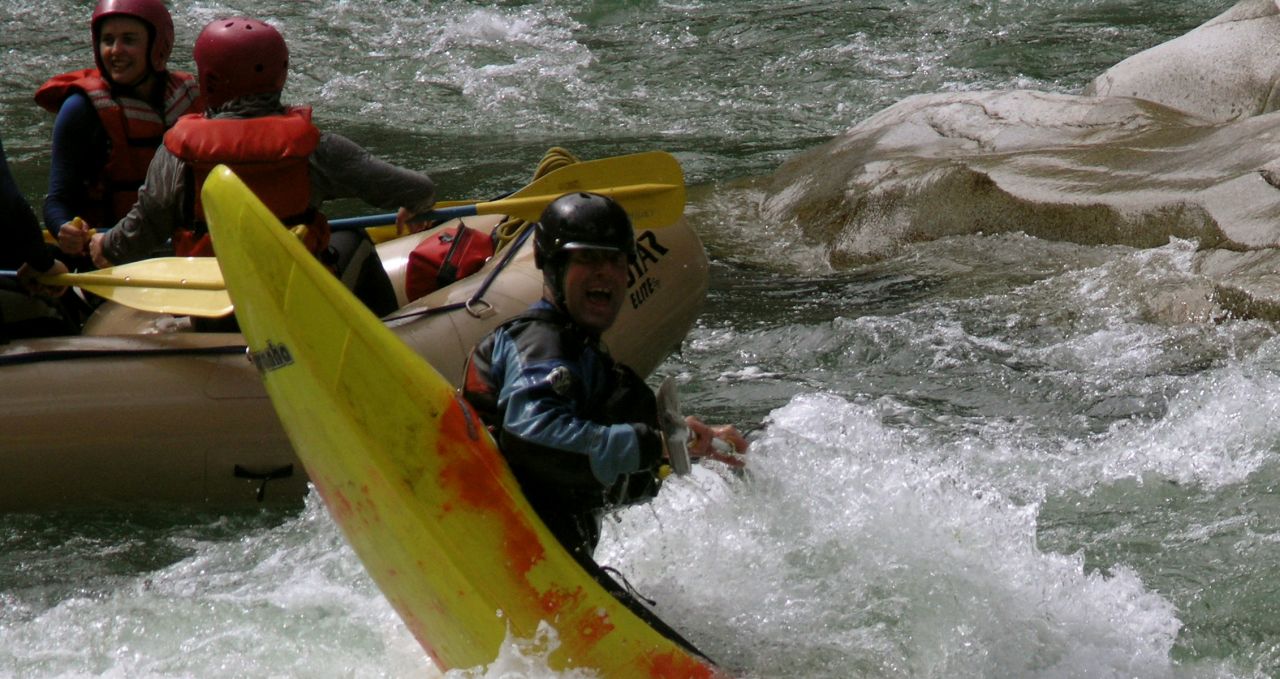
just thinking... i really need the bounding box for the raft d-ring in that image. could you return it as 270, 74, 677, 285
465, 298, 496, 319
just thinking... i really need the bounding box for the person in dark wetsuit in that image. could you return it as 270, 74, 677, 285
461, 191, 748, 654
0, 137, 76, 339
461, 191, 747, 561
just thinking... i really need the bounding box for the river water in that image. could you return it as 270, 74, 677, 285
2, 1, 1273, 677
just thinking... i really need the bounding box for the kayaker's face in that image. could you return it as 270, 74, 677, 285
561, 249, 628, 333
98, 17, 150, 88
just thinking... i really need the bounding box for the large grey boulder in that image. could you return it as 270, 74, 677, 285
760, 0, 1280, 320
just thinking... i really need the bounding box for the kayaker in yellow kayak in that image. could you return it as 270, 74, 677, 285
461, 191, 748, 562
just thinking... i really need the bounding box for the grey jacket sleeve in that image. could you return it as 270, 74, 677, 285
101, 131, 436, 264
309, 132, 436, 214
100, 147, 188, 264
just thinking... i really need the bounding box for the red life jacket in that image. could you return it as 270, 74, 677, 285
35, 68, 202, 229
163, 106, 329, 257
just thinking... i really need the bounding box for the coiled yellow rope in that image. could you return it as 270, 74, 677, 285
491, 146, 580, 252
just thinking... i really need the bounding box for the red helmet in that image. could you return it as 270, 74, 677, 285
194, 18, 289, 109
91, 0, 174, 73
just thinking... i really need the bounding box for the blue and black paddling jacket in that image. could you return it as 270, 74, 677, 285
461, 300, 663, 553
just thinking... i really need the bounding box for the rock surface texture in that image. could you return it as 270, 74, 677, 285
762, 0, 1280, 320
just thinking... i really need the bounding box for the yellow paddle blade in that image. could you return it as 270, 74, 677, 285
45, 258, 233, 317
77, 284, 232, 317
481, 151, 686, 229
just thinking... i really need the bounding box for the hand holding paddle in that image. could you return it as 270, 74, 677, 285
56, 217, 91, 255
15, 260, 69, 297
686, 416, 748, 466
656, 377, 747, 476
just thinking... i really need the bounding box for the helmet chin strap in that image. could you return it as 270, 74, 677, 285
544, 262, 568, 309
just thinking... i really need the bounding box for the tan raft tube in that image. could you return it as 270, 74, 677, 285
0, 214, 709, 512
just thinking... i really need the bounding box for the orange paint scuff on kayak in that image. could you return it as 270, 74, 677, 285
645, 650, 723, 679
435, 396, 548, 578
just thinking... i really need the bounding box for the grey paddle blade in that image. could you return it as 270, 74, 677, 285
655, 376, 693, 475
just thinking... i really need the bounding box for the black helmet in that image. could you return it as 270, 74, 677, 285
534, 192, 636, 271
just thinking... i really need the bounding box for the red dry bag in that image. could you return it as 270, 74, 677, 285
404, 223, 495, 302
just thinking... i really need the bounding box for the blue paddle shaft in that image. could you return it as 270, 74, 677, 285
328, 204, 479, 231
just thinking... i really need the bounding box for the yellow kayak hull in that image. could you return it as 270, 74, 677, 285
203, 165, 725, 675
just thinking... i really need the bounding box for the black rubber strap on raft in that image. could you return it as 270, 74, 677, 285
0, 343, 247, 367
434, 223, 470, 290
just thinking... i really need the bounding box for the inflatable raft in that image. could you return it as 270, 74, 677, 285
0, 155, 708, 512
